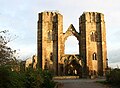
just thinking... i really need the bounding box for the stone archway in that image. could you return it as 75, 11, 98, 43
37, 12, 107, 77
63, 24, 79, 43
59, 24, 82, 76
61, 55, 82, 76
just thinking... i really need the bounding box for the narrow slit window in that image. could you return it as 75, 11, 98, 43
93, 53, 97, 60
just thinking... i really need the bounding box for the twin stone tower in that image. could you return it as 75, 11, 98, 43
37, 11, 107, 77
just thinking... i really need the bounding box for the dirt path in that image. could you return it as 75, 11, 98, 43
54, 79, 110, 88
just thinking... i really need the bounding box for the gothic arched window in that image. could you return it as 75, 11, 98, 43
90, 31, 97, 42
48, 31, 52, 41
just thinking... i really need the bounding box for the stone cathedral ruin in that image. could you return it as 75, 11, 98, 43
37, 11, 108, 77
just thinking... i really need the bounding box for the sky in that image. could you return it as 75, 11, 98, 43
0, 0, 120, 68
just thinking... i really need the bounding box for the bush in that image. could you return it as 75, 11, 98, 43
0, 66, 11, 88
42, 70, 55, 88
24, 68, 44, 88
106, 68, 120, 86
0, 66, 24, 88
0, 66, 55, 88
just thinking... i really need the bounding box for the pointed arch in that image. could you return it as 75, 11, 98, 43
90, 31, 98, 42
63, 24, 80, 42
65, 36, 79, 54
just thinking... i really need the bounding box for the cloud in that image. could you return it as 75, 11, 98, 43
0, 0, 120, 67
109, 62, 120, 69
16, 44, 36, 60
108, 48, 120, 63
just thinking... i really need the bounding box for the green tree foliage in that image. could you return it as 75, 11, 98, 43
0, 66, 24, 88
24, 68, 44, 88
0, 30, 18, 66
0, 30, 55, 88
24, 68, 55, 88
0, 66, 11, 88
106, 68, 120, 86
0, 66, 55, 88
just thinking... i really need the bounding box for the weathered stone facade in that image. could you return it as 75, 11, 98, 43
79, 12, 107, 76
20, 55, 37, 71
37, 11, 107, 77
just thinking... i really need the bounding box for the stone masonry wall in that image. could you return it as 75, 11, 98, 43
37, 11, 107, 76
79, 12, 107, 76
37, 12, 63, 75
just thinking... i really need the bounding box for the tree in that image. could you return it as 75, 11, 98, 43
0, 30, 18, 67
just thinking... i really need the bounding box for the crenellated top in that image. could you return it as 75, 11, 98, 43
38, 11, 63, 22
79, 12, 105, 23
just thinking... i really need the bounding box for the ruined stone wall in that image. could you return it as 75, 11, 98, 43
37, 11, 107, 76
37, 12, 63, 75
99, 14, 107, 75
79, 12, 107, 76
57, 14, 64, 75
79, 13, 87, 76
